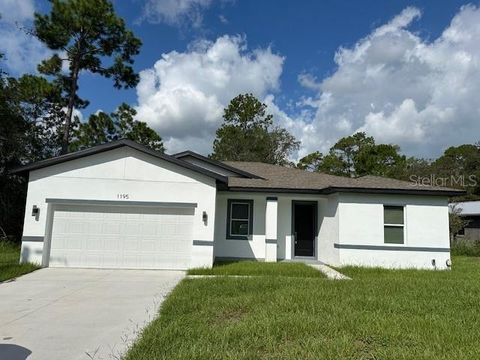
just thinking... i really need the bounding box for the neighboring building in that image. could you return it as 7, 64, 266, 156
449, 201, 480, 241
12, 140, 463, 271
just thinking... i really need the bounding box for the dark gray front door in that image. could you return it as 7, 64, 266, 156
293, 201, 317, 257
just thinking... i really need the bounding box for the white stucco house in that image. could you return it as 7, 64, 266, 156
13, 139, 463, 270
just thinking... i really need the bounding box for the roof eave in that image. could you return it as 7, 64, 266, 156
9, 140, 228, 183
223, 186, 322, 194
222, 185, 466, 197
173, 151, 264, 179
323, 186, 466, 197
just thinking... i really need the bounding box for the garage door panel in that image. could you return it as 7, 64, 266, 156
49, 204, 194, 269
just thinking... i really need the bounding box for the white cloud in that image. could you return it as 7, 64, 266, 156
139, 0, 213, 28
295, 5, 480, 158
0, 0, 50, 75
0, 0, 35, 23
135, 35, 284, 154
218, 14, 228, 24
297, 73, 321, 91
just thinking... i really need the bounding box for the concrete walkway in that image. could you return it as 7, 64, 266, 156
0, 268, 184, 360
307, 263, 351, 280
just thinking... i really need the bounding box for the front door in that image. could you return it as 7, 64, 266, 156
293, 201, 317, 257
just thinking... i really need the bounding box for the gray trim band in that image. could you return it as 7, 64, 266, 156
193, 240, 214, 246
223, 187, 464, 197
265, 238, 277, 244
334, 243, 450, 252
22, 236, 44, 242
215, 256, 265, 262
46, 198, 198, 208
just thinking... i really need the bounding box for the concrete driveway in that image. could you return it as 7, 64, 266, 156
0, 268, 185, 360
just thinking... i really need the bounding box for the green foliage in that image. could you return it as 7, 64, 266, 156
432, 144, 480, 195
451, 239, 480, 257
355, 143, 406, 178
70, 103, 164, 152
402, 157, 433, 180
6, 74, 79, 158
329, 132, 375, 176
0, 71, 27, 242
211, 94, 299, 165
297, 151, 323, 171
298, 133, 480, 200
34, 0, 142, 152
0, 68, 77, 241
449, 204, 470, 241
298, 132, 406, 178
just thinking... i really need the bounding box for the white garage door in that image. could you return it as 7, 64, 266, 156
48, 204, 194, 269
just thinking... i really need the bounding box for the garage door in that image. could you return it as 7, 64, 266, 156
48, 204, 194, 269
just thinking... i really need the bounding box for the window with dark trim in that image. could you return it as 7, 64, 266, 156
384, 205, 404, 244
227, 199, 253, 240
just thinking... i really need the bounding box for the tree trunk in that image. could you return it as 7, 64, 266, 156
61, 60, 80, 154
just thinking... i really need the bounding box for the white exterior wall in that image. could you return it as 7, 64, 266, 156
214, 192, 338, 261
214, 193, 267, 259
317, 195, 340, 266
337, 193, 451, 269
265, 198, 278, 262
213, 191, 450, 270
20, 147, 217, 268
277, 194, 337, 261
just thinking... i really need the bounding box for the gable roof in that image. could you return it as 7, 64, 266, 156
172, 150, 262, 179
223, 161, 465, 196
10, 142, 466, 196
10, 139, 228, 182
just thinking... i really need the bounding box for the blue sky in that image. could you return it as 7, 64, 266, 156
80, 0, 470, 114
1, 0, 480, 157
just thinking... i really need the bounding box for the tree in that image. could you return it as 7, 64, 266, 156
449, 204, 470, 242
432, 144, 480, 196
112, 103, 164, 151
297, 151, 323, 171
6, 74, 77, 158
0, 55, 27, 241
297, 132, 406, 178
211, 94, 299, 165
328, 132, 375, 176
355, 144, 406, 178
403, 157, 433, 181
34, 0, 142, 153
70, 103, 164, 152
0, 54, 72, 241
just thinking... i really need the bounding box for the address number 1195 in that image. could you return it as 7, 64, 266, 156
117, 194, 129, 199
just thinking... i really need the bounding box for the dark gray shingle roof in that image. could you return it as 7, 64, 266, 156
223, 161, 464, 196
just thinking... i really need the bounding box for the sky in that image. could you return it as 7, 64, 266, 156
1, 0, 480, 159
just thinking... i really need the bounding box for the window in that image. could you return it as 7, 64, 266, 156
227, 200, 253, 240
384, 206, 404, 244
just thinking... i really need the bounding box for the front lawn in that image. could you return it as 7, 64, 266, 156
126, 257, 480, 359
0, 241, 39, 282
188, 260, 324, 278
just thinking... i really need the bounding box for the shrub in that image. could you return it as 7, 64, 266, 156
451, 238, 480, 257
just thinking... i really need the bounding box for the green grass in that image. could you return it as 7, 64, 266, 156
188, 260, 325, 278
0, 241, 39, 282
126, 257, 480, 360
